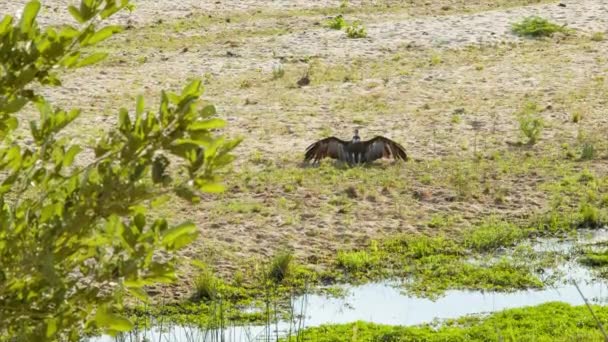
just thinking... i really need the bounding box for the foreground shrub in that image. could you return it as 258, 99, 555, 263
0, 1, 239, 340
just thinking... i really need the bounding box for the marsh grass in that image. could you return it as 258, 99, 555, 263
192, 265, 222, 302
268, 251, 294, 284
281, 302, 608, 341
336, 250, 379, 273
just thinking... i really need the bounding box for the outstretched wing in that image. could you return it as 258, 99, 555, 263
363, 136, 408, 162
304, 137, 348, 163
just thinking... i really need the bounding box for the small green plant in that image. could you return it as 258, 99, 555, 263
272, 63, 285, 80
240, 79, 252, 88
327, 15, 347, 30
346, 21, 367, 39
517, 102, 543, 145
450, 165, 477, 198
336, 250, 377, 273
430, 54, 442, 66
580, 142, 595, 160
511, 16, 570, 37
590, 32, 605, 41
571, 110, 582, 123
340, 0, 349, 9
578, 203, 601, 227
192, 265, 221, 301
268, 251, 293, 284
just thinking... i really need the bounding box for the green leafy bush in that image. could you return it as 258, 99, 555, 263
511, 16, 570, 37
346, 21, 367, 39
326, 15, 347, 30
0, 1, 239, 340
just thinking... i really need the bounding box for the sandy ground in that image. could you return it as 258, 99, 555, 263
4, 0, 608, 299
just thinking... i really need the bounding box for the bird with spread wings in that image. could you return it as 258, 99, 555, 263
304, 129, 407, 165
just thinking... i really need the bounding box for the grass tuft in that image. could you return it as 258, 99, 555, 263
516, 101, 544, 145
511, 16, 570, 37
192, 265, 221, 301
346, 21, 367, 38
336, 250, 378, 273
268, 251, 294, 284
326, 15, 347, 30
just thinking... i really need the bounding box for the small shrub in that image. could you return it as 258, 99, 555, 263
571, 110, 582, 123
192, 266, 221, 301
580, 142, 595, 160
450, 165, 477, 198
268, 251, 293, 284
517, 102, 543, 145
591, 32, 605, 41
327, 15, 347, 30
346, 21, 367, 39
511, 16, 570, 37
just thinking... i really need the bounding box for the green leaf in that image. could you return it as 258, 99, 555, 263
188, 118, 226, 131
181, 80, 202, 97
151, 195, 170, 209
63, 145, 82, 167
0, 15, 13, 36
1, 97, 28, 114
161, 222, 196, 247
135, 95, 145, 117
4, 116, 18, 131
126, 286, 149, 303
45, 318, 57, 337
59, 25, 79, 39
201, 104, 216, 117
68, 6, 84, 23
85, 25, 123, 45
133, 213, 145, 230
20, 0, 40, 34
61, 51, 81, 68
75, 53, 109, 67
95, 307, 133, 333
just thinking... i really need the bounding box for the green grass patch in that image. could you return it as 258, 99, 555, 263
282, 302, 608, 341
331, 220, 554, 297
512, 16, 571, 37
346, 21, 368, 39
326, 15, 347, 30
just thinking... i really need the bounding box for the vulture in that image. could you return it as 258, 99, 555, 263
304, 129, 408, 165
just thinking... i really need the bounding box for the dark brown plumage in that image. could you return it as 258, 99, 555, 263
304, 129, 407, 165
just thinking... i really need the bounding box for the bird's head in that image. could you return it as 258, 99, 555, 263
352, 129, 360, 142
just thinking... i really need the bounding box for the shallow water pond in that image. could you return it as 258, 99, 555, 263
90, 230, 608, 342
